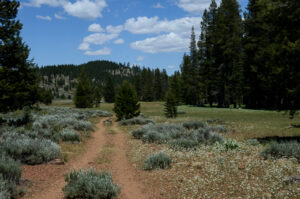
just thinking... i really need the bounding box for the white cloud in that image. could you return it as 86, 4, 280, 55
125, 16, 201, 36
54, 13, 67, 20
36, 15, 52, 21
88, 23, 104, 32
130, 32, 189, 53
25, 0, 107, 19
63, 0, 107, 19
152, 3, 164, 8
83, 33, 118, 45
106, 25, 123, 34
114, 38, 124, 44
78, 42, 90, 50
85, 47, 111, 55
176, 0, 220, 14
168, 65, 176, 69
136, 56, 145, 61
25, 0, 66, 7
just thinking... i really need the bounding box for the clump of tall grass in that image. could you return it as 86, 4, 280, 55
144, 152, 171, 170
63, 168, 120, 199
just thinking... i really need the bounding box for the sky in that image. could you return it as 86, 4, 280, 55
18, 0, 249, 74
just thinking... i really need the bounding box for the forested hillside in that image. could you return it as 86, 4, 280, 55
38, 60, 169, 101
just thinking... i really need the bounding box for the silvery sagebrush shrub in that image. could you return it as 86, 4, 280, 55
131, 129, 146, 139
144, 152, 171, 170
260, 141, 300, 161
182, 121, 207, 130
0, 154, 22, 183
247, 138, 260, 146
168, 138, 199, 150
119, 117, 155, 126
61, 129, 81, 143
207, 132, 224, 144
0, 175, 12, 199
73, 120, 93, 132
209, 125, 228, 133
63, 168, 120, 199
142, 131, 169, 144
1, 133, 60, 164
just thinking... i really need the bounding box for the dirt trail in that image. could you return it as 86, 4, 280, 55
22, 118, 153, 199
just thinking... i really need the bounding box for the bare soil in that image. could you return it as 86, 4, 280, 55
22, 118, 157, 199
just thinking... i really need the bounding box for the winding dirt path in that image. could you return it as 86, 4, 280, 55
22, 118, 154, 199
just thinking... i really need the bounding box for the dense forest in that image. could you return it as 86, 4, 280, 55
38, 61, 169, 102
37, 0, 299, 117
179, 0, 299, 117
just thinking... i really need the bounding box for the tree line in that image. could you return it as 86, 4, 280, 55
178, 0, 299, 118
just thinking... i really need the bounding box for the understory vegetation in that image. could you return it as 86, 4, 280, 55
132, 121, 227, 150
144, 152, 171, 170
119, 115, 154, 126
63, 168, 120, 199
0, 106, 111, 197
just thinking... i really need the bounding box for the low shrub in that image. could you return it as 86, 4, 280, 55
206, 119, 224, 124
260, 142, 300, 161
63, 168, 120, 199
144, 152, 171, 170
0, 154, 22, 183
209, 125, 228, 133
224, 139, 239, 150
73, 121, 93, 132
169, 138, 198, 150
142, 131, 169, 144
119, 117, 154, 126
131, 129, 146, 139
247, 138, 260, 146
61, 129, 81, 143
0, 176, 12, 199
1, 133, 60, 164
7, 106, 32, 127
182, 121, 206, 130
207, 132, 224, 144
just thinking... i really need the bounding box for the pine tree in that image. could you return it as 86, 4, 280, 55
169, 71, 182, 105
215, 0, 243, 107
164, 90, 177, 118
154, 68, 162, 101
114, 81, 140, 121
103, 76, 115, 103
0, 0, 39, 112
93, 86, 101, 107
74, 68, 93, 108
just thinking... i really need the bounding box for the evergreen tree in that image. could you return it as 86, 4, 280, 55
154, 68, 162, 100
74, 68, 93, 108
164, 90, 177, 118
215, 0, 243, 107
169, 71, 182, 105
103, 76, 115, 103
39, 88, 53, 105
93, 85, 101, 107
114, 81, 140, 121
0, 0, 39, 112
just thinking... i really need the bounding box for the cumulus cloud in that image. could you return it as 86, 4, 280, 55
84, 47, 111, 55
24, 0, 66, 7
114, 38, 124, 44
78, 42, 90, 50
130, 32, 189, 53
152, 3, 164, 8
36, 15, 52, 21
125, 16, 201, 35
88, 23, 104, 32
176, 0, 220, 14
82, 33, 118, 45
54, 13, 67, 20
106, 25, 123, 34
136, 56, 145, 61
25, 0, 107, 19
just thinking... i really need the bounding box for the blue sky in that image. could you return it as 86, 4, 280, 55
19, 0, 248, 74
